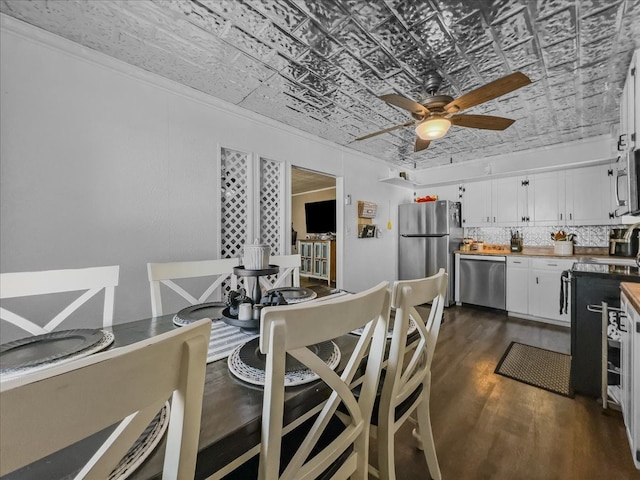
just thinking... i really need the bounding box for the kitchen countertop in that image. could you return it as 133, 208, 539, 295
571, 262, 640, 278
455, 245, 610, 259
621, 282, 640, 312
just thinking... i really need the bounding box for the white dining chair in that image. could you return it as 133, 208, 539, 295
0, 318, 211, 479
0, 265, 120, 337
224, 281, 391, 480
257, 254, 301, 290
372, 269, 448, 480
147, 258, 239, 316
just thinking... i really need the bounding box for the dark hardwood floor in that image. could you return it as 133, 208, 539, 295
382, 305, 639, 480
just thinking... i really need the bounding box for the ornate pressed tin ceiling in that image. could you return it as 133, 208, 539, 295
1, 0, 639, 169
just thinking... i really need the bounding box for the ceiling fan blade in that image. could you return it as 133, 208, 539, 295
451, 114, 515, 130
414, 137, 431, 152
444, 72, 531, 113
355, 120, 414, 141
379, 94, 429, 117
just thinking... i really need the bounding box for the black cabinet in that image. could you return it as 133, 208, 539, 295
570, 263, 640, 397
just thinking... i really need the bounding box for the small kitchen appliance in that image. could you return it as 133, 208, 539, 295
609, 225, 640, 257
510, 231, 523, 252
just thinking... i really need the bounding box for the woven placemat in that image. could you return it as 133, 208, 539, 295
495, 342, 572, 397
228, 341, 341, 387
109, 402, 170, 480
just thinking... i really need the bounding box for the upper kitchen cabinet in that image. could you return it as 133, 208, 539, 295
527, 165, 615, 226
492, 176, 530, 226
457, 165, 615, 229
619, 50, 637, 155
565, 164, 614, 226
460, 180, 492, 227
528, 171, 564, 226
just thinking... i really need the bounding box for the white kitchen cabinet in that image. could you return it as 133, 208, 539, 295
620, 290, 640, 469
528, 171, 564, 226
565, 164, 613, 226
528, 258, 574, 325
505, 256, 573, 325
506, 257, 530, 315
619, 50, 637, 155
635, 50, 639, 151
492, 176, 530, 226
461, 179, 492, 227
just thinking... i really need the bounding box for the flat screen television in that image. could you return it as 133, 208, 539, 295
304, 199, 336, 233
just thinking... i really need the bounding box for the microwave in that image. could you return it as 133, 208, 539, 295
616, 149, 640, 215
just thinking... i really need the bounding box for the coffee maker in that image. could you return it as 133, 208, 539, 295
609, 224, 640, 257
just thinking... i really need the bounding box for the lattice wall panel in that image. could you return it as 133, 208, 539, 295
260, 157, 282, 255
220, 148, 249, 295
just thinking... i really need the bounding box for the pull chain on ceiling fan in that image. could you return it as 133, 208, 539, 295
357, 71, 532, 153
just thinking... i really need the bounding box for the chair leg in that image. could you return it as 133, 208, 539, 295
376, 418, 396, 480
415, 394, 441, 480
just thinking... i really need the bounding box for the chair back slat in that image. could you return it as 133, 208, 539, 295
0, 266, 120, 336
147, 259, 240, 316
257, 254, 301, 291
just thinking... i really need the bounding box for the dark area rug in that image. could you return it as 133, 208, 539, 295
495, 341, 572, 397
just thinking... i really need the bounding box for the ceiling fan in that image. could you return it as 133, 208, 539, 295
356, 71, 531, 153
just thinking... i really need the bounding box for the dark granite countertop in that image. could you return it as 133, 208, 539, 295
571, 261, 640, 279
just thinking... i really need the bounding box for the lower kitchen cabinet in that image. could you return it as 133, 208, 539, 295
506, 256, 574, 325
621, 287, 640, 469
506, 257, 529, 314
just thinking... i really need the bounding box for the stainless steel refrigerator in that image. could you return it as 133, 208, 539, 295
398, 200, 462, 306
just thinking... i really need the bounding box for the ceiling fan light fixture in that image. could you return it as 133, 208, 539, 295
415, 117, 451, 140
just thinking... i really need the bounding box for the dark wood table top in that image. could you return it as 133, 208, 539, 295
4, 313, 359, 480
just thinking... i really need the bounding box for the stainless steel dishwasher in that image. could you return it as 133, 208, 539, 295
459, 254, 506, 309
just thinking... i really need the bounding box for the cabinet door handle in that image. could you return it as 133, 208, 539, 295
493, 216, 496, 222
569, 213, 573, 220
548, 263, 558, 267
560, 213, 563, 220
486, 216, 490, 222
536, 277, 539, 284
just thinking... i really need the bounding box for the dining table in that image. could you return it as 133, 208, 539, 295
2, 291, 361, 480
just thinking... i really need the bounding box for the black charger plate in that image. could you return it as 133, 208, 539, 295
0, 329, 104, 371
238, 337, 334, 372
173, 302, 226, 326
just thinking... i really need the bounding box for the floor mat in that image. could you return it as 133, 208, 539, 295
495, 341, 572, 397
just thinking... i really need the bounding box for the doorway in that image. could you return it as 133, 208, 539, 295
291, 167, 337, 288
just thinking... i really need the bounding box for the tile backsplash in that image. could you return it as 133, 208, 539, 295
465, 225, 614, 248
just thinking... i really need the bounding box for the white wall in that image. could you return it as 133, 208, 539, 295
0, 16, 403, 329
